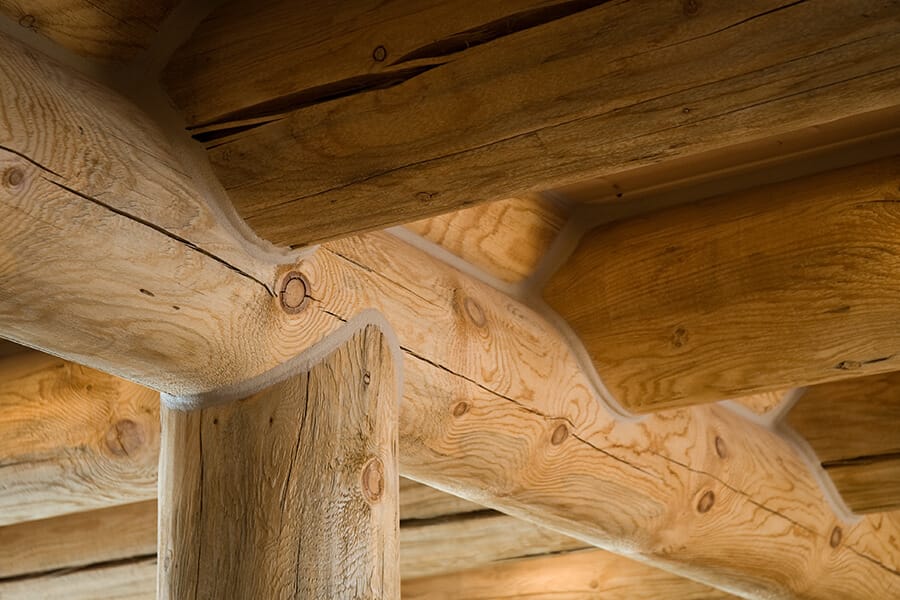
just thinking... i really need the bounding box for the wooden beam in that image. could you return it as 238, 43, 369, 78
402, 549, 739, 600
2, 32, 899, 598
787, 374, 900, 513
545, 156, 900, 412
404, 195, 569, 284
0, 351, 158, 526
158, 325, 399, 598
162, 0, 900, 247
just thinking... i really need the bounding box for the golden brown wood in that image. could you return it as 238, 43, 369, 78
398, 478, 482, 521
788, 374, 900, 513
404, 196, 569, 283
158, 325, 399, 599
0, 500, 157, 579
0, 352, 158, 526
545, 156, 900, 412
0, 557, 157, 600
731, 391, 792, 417
402, 549, 739, 600
0, 0, 178, 60
164, 0, 900, 247
2, 33, 899, 598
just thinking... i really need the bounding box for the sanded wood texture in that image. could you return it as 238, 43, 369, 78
0, 352, 159, 526
546, 156, 900, 412
0, 0, 178, 60
404, 195, 569, 283
402, 549, 738, 600
788, 374, 900, 513
2, 32, 900, 599
164, 0, 900, 248
158, 325, 399, 599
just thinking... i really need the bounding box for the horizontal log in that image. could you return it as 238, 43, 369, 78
0, 352, 158, 526
787, 373, 900, 513
402, 548, 738, 600
545, 156, 900, 411
2, 31, 899, 598
163, 0, 900, 247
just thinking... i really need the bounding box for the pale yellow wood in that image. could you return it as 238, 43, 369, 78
2, 31, 899, 598
0, 500, 157, 579
731, 391, 792, 417
0, 0, 178, 60
404, 196, 569, 283
0, 352, 159, 526
402, 549, 739, 600
546, 156, 900, 411
164, 0, 900, 247
787, 374, 900, 513
158, 325, 399, 599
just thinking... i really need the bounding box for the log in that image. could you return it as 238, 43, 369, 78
2, 30, 899, 599
157, 325, 399, 599
163, 0, 900, 247
0, 352, 158, 526
402, 549, 738, 600
787, 373, 900, 513
545, 156, 900, 411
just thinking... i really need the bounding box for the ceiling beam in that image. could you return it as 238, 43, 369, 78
545, 156, 900, 412
787, 374, 900, 513
162, 0, 900, 248
2, 29, 899, 599
0, 352, 158, 526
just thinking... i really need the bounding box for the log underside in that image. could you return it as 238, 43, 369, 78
0, 1, 899, 599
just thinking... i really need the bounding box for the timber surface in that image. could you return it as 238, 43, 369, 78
788, 374, 900, 513
158, 325, 399, 599
165, 0, 900, 247
546, 156, 900, 411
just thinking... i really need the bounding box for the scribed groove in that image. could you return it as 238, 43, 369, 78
42, 178, 275, 297
391, 0, 611, 65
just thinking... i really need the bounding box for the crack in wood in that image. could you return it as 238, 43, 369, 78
41, 177, 275, 297
823, 451, 900, 468
0, 144, 63, 179
0, 554, 156, 584
391, 0, 612, 65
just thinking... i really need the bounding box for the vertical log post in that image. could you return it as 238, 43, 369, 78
158, 325, 399, 599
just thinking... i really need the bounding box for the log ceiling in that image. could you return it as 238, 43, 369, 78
0, 0, 899, 598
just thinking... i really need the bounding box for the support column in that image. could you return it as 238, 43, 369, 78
158, 325, 399, 599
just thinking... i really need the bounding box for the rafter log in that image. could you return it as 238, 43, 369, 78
163, 0, 900, 247
1, 30, 899, 599
546, 156, 900, 412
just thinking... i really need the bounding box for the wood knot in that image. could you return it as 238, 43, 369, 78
697, 490, 715, 513
452, 401, 469, 417
714, 436, 727, 459
3, 168, 24, 189
105, 419, 145, 457
464, 297, 486, 328
416, 191, 437, 203
551, 424, 568, 446
671, 326, 689, 348
835, 360, 861, 371
18, 14, 36, 29
278, 271, 309, 314
363, 371, 371, 385
682, 0, 701, 16
830, 526, 842, 548
372, 45, 387, 62
361, 457, 385, 503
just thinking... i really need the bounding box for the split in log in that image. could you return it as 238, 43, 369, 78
787, 373, 900, 514
158, 325, 399, 598
545, 156, 900, 412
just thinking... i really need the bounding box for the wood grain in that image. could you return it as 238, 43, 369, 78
0, 352, 159, 526
399, 478, 482, 521
546, 156, 900, 411
404, 195, 569, 283
731, 391, 792, 417
0, 556, 157, 600
2, 32, 899, 598
788, 374, 900, 513
0, 0, 178, 60
164, 0, 900, 247
402, 548, 739, 600
158, 325, 399, 599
